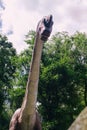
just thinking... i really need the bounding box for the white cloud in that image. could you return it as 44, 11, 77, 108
1, 0, 87, 53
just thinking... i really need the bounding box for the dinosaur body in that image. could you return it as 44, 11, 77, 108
68, 107, 87, 130
9, 15, 53, 130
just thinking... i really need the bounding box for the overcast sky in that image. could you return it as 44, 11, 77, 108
0, 0, 87, 53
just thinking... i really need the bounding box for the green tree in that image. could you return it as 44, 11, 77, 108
39, 32, 87, 130
0, 34, 16, 130
70, 32, 87, 106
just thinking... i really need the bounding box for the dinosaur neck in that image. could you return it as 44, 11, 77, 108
21, 32, 43, 116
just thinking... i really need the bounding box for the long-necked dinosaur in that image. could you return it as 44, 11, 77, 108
9, 15, 53, 130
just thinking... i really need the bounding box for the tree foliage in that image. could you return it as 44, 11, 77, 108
0, 34, 16, 130
39, 32, 87, 129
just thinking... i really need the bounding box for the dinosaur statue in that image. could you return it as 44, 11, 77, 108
68, 107, 87, 130
9, 15, 53, 130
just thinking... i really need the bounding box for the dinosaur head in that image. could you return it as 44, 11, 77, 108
37, 15, 53, 42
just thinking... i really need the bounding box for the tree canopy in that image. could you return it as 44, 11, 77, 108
0, 35, 16, 130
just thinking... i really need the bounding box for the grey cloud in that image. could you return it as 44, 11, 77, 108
0, 18, 2, 28
17, 0, 67, 15
17, 0, 40, 10
38, 0, 66, 14
0, 0, 5, 10
6, 30, 13, 35
0, 18, 2, 32
66, 5, 87, 22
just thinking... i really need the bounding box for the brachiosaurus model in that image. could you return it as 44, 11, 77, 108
9, 15, 53, 130
68, 107, 87, 130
